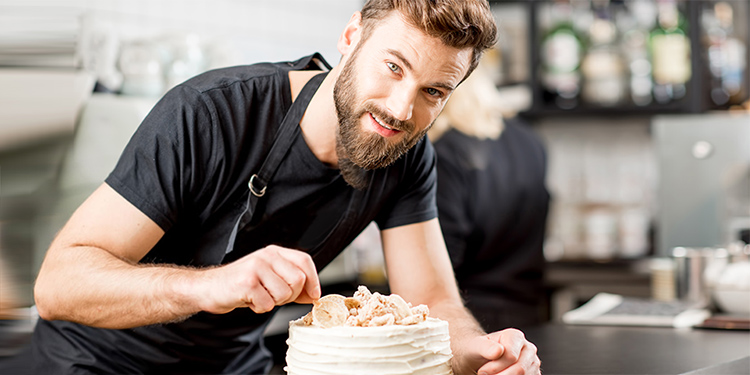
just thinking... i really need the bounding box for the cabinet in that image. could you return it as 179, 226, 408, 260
488, 0, 750, 118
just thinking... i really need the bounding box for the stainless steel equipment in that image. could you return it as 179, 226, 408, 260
652, 112, 750, 256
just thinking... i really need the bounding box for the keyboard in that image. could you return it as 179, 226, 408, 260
562, 293, 711, 328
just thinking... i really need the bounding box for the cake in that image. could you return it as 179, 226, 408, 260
285, 286, 453, 375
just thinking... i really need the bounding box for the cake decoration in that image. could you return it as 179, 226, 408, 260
285, 286, 453, 375
304, 285, 430, 328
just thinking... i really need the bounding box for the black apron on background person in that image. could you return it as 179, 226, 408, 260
433, 119, 550, 331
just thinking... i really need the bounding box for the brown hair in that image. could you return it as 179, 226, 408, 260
360, 0, 497, 81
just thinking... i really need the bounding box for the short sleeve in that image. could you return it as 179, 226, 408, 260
105, 84, 216, 232
374, 138, 438, 230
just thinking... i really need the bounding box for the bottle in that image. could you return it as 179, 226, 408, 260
540, 0, 584, 110
621, 0, 657, 106
703, 1, 747, 107
581, 0, 626, 107
649, 0, 691, 104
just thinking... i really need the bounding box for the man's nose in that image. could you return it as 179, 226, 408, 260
385, 86, 416, 122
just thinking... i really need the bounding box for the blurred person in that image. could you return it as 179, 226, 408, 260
429, 54, 550, 331
31, 1, 541, 374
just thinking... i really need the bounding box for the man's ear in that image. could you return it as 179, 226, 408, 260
337, 11, 363, 56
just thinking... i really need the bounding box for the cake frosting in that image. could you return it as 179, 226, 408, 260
284, 286, 453, 375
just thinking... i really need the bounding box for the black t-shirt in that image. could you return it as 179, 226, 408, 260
433, 118, 549, 330
33, 54, 437, 374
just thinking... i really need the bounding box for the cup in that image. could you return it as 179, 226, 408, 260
650, 257, 676, 301
672, 247, 712, 305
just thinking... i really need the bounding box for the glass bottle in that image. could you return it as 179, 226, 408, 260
540, 0, 584, 110
649, 0, 691, 104
703, 1, 747, 107
581, 0, 626, 107
621, 0, 657, 106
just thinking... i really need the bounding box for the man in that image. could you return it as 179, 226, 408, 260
33, 1, 541, 374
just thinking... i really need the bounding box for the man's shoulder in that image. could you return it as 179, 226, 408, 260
179, 61, 285, 94
178, 54, 330, 94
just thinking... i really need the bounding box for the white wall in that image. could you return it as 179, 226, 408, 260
1, 0, 363, 91
78, 0, 362, 64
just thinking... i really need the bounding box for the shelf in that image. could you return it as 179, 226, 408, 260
520, 101, 695, 119
490, 0, 750, 119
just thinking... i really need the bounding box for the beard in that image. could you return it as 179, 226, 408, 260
333, 47, 431, 190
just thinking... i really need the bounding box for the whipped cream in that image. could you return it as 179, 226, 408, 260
285, 317, 453, 375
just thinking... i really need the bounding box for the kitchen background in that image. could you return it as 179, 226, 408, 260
1, 0, 749, 325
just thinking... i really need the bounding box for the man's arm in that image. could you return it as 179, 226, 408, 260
380, 218, 540, 375
34, 183, 320, 329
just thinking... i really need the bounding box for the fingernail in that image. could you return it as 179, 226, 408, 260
479, 372, 488, 375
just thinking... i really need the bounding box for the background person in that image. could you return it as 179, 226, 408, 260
430, 54, 551, 331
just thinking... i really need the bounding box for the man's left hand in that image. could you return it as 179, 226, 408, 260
461, 328, 541, 375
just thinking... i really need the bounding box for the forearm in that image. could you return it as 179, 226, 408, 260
381, 220, 490, 373
427, 298, 486, 374
34, 244, 205, 329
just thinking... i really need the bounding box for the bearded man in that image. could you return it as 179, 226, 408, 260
32, 1, 541, 374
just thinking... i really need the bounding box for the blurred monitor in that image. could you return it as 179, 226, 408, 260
652, 113, 750, 256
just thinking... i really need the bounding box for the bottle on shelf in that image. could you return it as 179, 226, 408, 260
581, 0, 626, 107
620, 0, 657, 106
540, 0, 584, 110
649, 0, 691, 104
702, 1, 747, 107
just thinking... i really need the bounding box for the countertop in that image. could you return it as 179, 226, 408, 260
524, 323, 750, 374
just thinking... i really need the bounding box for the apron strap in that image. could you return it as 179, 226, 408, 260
224, 71, 328, 256
249, 72, 327, 196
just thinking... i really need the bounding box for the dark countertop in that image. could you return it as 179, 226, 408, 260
4, 320, 748, 374
524, 324, 750, 375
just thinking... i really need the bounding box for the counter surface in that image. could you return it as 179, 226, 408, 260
525, 324, 750, 374
4, 321, 749, 374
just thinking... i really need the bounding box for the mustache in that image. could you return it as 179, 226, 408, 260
362, 103, 415, 133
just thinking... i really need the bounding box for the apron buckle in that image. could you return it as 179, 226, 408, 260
248, 174, 267, 197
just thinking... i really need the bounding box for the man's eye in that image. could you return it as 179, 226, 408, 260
426, 88, 441, 97
386, 62, 400, 73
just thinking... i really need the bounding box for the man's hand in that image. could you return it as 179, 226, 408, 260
459, 329, 540, 375
199, 246, 321, 314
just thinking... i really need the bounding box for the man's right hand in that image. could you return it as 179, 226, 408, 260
198, 246, 321, 314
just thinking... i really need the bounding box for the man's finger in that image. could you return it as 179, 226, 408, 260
270, 258, 307, 304
257, 266, 294, 305
477, 340, 539, 375
292, 288, 316, 304
278, 249, 320, 300
459, 334, 505, 374
481, 335, 505, 360
244, 283, 275, 313
496, 329, 525, 362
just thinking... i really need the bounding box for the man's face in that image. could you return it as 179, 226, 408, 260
333, 12, 472, 186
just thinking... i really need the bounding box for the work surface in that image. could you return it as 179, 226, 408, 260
3, 321, 748, 374
525, 324, 750, 375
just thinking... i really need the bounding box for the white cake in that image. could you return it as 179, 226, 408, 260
284, 286, 453, 375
